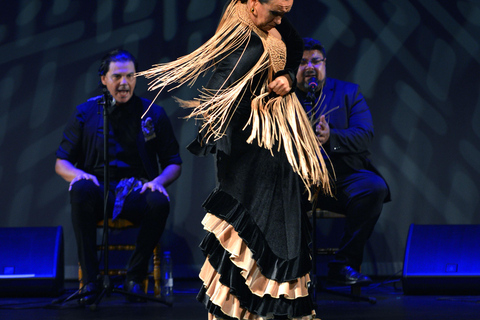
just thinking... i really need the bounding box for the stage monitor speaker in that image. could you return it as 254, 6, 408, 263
402, 224, 480, 295
0, 226, 64, 296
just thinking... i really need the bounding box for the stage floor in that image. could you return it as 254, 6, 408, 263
0, 278, 478, 320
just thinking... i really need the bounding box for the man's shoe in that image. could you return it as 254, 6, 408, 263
124, 280, 147, 302
78, 282, 99, 305
327, 265, 373, 286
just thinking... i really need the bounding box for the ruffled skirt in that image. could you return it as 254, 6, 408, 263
197, 190, 317, 320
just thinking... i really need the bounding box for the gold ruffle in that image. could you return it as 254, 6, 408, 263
202, 213, 311, 299
137, 0, 332, 199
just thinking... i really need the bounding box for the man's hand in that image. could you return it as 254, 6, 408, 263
69, 173, 99, 191
268, 75, 292, 96
316, 115, 330, 145
140, 180, 169, 200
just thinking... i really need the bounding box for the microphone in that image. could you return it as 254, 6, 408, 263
305, 77, 317, 106
108, 94, 116, 107
308, 77, 318, 92
102, 87, 116, 107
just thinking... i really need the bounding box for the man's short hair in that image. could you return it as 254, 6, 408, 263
302, 37, 326, 58
98, 49, 138, 76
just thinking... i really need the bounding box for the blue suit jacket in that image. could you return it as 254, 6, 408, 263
297, 77, 391, 201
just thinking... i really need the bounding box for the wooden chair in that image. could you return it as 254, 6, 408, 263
78, 218, 161, 297
308, 208, 376, 304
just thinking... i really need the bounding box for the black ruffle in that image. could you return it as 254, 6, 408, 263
201, 236, 316, 319
197, 287, 240, 320
200, 189, 312, 283
198, 284, 314, 320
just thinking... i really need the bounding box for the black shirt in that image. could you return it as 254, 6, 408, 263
57, 94, 182, 181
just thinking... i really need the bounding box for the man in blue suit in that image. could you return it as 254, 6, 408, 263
296, 37, 390, 286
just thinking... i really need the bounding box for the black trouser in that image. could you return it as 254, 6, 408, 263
309, 169, 388, 270
70, 179, 170, 284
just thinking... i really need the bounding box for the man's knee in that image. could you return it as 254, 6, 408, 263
70, 179, 99, 197
69, 179, 102, 214
146, 191, 170, 214
344, 174, 388, 218
368, 175, 389, 202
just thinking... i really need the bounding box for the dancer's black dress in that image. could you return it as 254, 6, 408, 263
189, 6, 317, 320
139, 1, 329, 318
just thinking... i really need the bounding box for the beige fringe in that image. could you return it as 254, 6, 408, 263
137, 0, 331, 198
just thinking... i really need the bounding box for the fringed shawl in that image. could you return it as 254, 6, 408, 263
137, 0, 331, 198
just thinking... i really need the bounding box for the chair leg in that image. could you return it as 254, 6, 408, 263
78, 263, 84, 289
143, 278, 149, 294
153, 244, 161, 297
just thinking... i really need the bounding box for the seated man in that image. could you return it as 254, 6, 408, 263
295, 38, 390, 286
55, 49, 182, 304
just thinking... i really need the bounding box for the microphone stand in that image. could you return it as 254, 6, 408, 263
304, 86, 318, 304
304, 85, 377, 307
90, 87, 114, 309
89, 87, 172, 310
304, 83, 317, 132
306, 88, 316, 108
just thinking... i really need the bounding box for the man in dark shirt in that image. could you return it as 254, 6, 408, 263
55, 49, 182, 304
296, 38, 390, 286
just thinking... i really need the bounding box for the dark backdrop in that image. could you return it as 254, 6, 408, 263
1, 0, 479, 279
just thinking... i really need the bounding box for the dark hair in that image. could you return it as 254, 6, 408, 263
302, 37, 326, 58
240, 0, 269, 4
98, 49, 138, 76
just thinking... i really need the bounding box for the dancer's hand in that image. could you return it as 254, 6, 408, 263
268, 75, 292, 96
